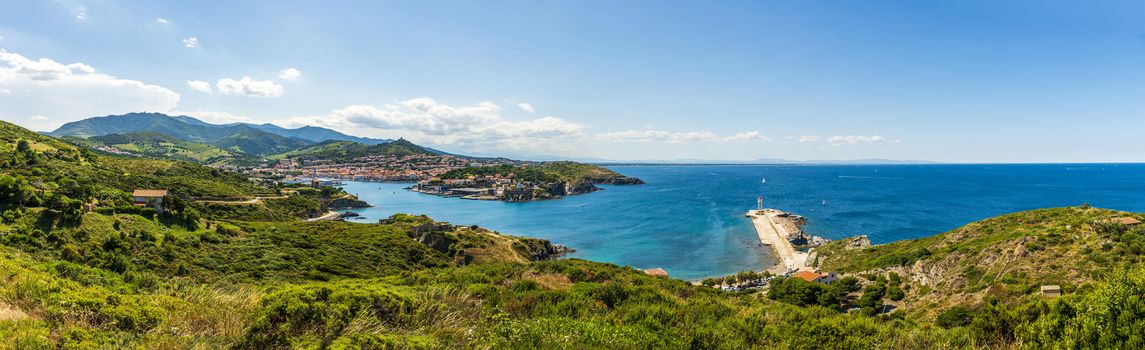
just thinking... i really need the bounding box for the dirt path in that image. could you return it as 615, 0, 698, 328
197, 195, 289, 205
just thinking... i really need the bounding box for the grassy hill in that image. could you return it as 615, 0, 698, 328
77, 132, 258, 166
814, 206, 1145, 317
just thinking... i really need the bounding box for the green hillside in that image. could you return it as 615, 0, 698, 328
814, 206, 1145, 315
274, 138, 438, 161
82, 132, 258, 166
49, 113, 313, 156
4, 121, 1145, 348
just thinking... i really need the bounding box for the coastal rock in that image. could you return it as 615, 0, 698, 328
514, 237, 575, 261
844, 235, 872, 250
407, 223, 457, 253
592, 176, 645, 185
326, 197, 371, 209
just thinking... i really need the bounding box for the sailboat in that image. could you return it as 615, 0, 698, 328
761, 178, 767, 184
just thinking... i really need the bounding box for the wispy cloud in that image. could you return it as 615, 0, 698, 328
828, 135, 885, 145
156, 17, 170, 25
275, 98, 583, 148
183, 37, 198, 48
216, 77, 283, 97
598, 129, 771, 143
186, 80, 212, 93
278, 68, 302, 81
516, 102, 535, 113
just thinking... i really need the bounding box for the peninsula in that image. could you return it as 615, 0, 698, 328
412, 162, 644, 201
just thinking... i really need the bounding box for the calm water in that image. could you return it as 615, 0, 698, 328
339, 164, 1145, 280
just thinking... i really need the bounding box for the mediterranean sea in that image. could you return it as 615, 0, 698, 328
339, 164, 1145, 280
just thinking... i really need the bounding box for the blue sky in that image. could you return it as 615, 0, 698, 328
1, 0, 1143, 162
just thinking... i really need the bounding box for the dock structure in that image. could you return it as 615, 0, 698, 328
746, 209, 811, 274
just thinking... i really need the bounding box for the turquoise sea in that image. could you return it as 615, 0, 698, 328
339, 164, 1145, 280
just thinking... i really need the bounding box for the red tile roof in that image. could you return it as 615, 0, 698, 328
794, 271, 821, 282
132, 190, 168, 197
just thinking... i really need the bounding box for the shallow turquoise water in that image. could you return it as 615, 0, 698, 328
340, 164, 1145, 280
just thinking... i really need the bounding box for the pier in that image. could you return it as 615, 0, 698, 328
746, 209, 811, 274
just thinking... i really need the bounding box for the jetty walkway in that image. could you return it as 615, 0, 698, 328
746, 209, 811, 274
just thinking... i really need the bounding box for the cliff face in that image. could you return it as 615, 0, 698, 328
548, 179, 599, 196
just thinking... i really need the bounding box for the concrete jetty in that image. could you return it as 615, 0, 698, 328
746, 209, 811, 274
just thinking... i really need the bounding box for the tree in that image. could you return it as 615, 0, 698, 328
768, 277, 825, 307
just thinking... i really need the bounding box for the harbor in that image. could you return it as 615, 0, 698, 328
746, 209, 816, 274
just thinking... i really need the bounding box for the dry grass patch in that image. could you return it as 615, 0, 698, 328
523, 271, 573, 290
0, 303, 30, 322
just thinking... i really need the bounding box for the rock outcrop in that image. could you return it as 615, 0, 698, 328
326, 197, 371, 209
407, 223, 457, 253
514, 237, 575, 261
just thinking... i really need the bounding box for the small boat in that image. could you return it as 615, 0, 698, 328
822, 200, 827, 205
761, 178, 767, 184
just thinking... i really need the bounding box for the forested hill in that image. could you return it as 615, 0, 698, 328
49, 112, 388, 145
273, 138, 440, 161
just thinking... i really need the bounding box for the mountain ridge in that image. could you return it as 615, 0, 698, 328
49, 112, 390, 149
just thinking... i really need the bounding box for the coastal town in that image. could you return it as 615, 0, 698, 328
248, 153, 515, 183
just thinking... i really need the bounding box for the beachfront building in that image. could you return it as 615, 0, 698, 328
794, 271, 838, 285
132, 189, 167, 212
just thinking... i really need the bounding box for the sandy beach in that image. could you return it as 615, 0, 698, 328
746, 209, 811, 274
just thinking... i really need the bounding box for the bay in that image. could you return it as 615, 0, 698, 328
339, 164, 1145, 280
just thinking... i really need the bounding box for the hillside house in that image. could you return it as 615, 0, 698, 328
1041, 285, 1062, 297
794, 271, 838, 284
132, 189, 167, 212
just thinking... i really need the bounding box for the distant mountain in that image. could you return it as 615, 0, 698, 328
274, 138, 440, 162
247, 124, 390, 145
50, 112, 389, 153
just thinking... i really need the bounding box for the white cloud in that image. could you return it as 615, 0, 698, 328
275, 98, 583, 148
156, 17, 170, 25
598, 129, 771, 143
75, 10, 86, 20
186, 80, 212, 93
723, 131, 771, 142
278, 68, 302, 81
215, 77, 283, 97
790, 135, 823, 143
828, 135, 885, 145
0, 49, 180, 131
171, 110, 253, 124
183, 37, 198, 48
516, 102, 535, 113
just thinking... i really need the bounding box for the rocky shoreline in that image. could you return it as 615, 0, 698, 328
411, 175, 644, 202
